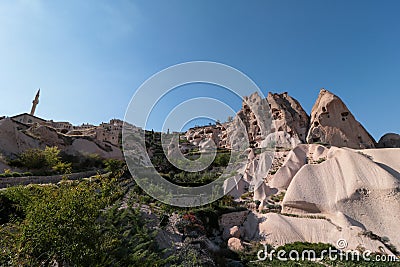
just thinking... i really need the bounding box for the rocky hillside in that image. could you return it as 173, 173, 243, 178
178, 89, 400, 256
0, 117, 122, 171
183, 89, 396, 151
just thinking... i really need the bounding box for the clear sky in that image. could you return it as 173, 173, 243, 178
0, 0, 399, 140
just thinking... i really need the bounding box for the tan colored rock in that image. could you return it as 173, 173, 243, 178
27, 124, 65, 147
228, 91, 309, 149
269, 144, 329, 189
185, 124, 227, 148
65, 139, 123, 159
227, 237, 244, 252
267, 92, 309, 145
377, 133, 400, 148
306, 89, 376, 149
184, 91, 309, 150
0, 117, 123, 161
281, 147, 400, 249
229, 226, 241, 238
0, 118, 39, 158
233, 92, 272, 148
257, 212, 388, 253
219, 210, 250, 231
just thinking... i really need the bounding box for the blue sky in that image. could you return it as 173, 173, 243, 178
0, 0, 399, 140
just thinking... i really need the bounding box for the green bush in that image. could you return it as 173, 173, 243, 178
17, 146, 72, 175
104, 158, 125, 176
213, 152, 230, 167
0, 177, 169, 266
52, 162, 72, 174
19, 146, 61, 170
19, 148, 47, 169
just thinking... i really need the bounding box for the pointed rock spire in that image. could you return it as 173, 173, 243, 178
306, 88, 376, 148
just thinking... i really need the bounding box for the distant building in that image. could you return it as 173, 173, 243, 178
47, 121, 73, 133
94, 119, 123, 146
11, 113, 46, 125
74, 123, 96, 130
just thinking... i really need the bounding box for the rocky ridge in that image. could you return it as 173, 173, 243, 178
0, 117, 123, 171
184, 89, 385, 150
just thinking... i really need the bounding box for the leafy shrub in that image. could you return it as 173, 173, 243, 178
16, 146, 72, 175
213, 152, 230, 167
0, 177, 169, 266
271, 191, 286, 202
104, 158, 125, 176
19, 148, 47, 169
52, 162, 72, 174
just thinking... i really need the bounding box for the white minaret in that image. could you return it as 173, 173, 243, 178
30, 89, 40, 116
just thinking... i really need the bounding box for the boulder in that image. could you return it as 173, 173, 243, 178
227, 237, 244, 252
377, 133, 400, 148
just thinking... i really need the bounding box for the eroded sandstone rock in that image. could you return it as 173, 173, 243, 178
306, 89, 376, 149
267, 92, 309, 146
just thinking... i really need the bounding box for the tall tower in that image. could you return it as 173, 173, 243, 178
30, 89, 40, 116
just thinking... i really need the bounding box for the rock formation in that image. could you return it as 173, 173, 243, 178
281, 147, 400, 250
185, 91, 311, 150
185, 123, 228, 148
268, 144, 329, 189
227, 92, 272, 149
0, 117, 123, 164
227, 91, 309, 149
266, 92, 309, 147
0, 118, 40, 158
377, 133, 400, 148
306, 89, 376, 149
220, 145, 400, 254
